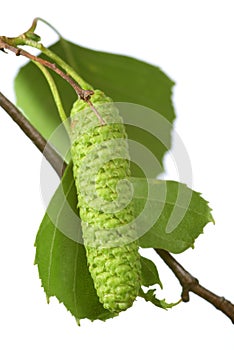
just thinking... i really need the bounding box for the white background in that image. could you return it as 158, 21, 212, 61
0, 0, 234, 348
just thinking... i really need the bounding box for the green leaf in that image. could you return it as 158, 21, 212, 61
140, 256, 163, 288
139, 288, 180, 310
14, 39, 176, 175
133, 178, 214, 253
35, 163, 115, 322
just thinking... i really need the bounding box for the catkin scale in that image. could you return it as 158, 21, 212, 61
70, 90, 141, 313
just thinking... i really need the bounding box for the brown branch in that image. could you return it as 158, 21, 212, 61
0, 92, 66, 177
155, 248, 234, 324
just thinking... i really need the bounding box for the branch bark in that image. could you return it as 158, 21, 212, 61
1, 91, 234, 324
0, 92, 66, 177
155, 248, 234, 323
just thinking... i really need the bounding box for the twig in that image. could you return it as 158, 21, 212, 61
0, 92, 66, 178
155, 248, 234, 324
0, 38, 93, 101
0, 36, 105, 124
1, 92, 234, 324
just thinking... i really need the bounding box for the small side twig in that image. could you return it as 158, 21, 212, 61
155, 248, 234, 324
0, 92, 66, 177
0, 36, 105, 124
0, 38, 93, 101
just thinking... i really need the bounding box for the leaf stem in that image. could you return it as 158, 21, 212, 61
32, 61, 70, 134
31, 17, 63, 38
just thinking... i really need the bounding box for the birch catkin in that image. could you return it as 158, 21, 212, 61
70, 90, 141, 313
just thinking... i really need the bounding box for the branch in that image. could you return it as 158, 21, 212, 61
1, 92, 234, 324
155, 248, 234, 324
0, 92, 66, 178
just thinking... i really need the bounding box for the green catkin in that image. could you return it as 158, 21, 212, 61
70, 90, 141, 314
